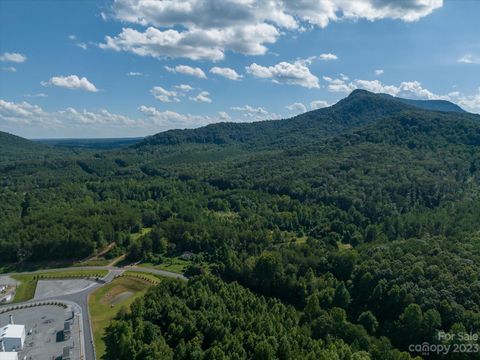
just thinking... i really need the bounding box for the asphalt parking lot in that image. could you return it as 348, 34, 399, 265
0, 305, 81, 360
34, 279, 96, 300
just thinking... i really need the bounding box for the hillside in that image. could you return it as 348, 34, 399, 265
0, 130, 44, 151
1, 91, 480, 359
137, 90, 468, 148
394, 97, 466, 113
0, 130, 75, 164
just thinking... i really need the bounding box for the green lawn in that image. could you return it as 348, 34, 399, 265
11, 269, 109, 303
35, 269, 108, 279
139, 256, 191, 274
11, 274, 38, 303
89, 276, 153, 358
123, 271, 162, 283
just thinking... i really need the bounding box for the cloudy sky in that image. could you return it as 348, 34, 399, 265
1, 0, 480, 138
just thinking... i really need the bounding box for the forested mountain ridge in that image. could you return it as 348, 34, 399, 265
136, 90, 470, 148
0, 130, 49, 155
0, 130, 35, 146
1, 90, 480, 359
391, 96, 466, 113
0, 130, 78, 164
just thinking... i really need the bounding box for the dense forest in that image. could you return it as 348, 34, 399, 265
1, 90, 479, 358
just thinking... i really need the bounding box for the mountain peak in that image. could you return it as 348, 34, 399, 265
344, 89, 466, 113
347, 89, 376, 98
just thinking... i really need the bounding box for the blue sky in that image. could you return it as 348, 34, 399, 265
1, 0, 479, 138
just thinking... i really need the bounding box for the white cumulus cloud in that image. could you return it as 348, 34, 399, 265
150, 86, 180, 103
100, 25, 279, 61
246, 61, 319, 88
100, 0, 442, 61
458, 54, 480, 64
319, 53, 338, 61
41, 75, 99, 92
286, 102, 307, 113
0, 98, 284, 138
310, 100, 329, 109
218, 111, 231, 121
0, 99, 134, 130
323, 76, 357, 93
453, 88, 480, 113
165, 65, 206, 78
210, 67, 243, 80
0, 52, 27, 63
190, 91, 212, 103
174, 84, 194, 92
231, 105, 269, 115
24, 93, 48, 98
230, 104, 281, 121
138, 105, 220, 129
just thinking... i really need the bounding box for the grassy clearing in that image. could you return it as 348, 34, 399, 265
11, 275, 37, 303
74, 243, 117, 267
123, 271, 162, 284
338, 242, 353, 250
209, 210, 240, 220
35, 269, 108, 279
139, 256, 191, 274
131, 227, 152, 241
11, 269, 108, 303
293, 236, 308, 245
89, 276, 152, 358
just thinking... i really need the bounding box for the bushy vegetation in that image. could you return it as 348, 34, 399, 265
104, 276, 416, 360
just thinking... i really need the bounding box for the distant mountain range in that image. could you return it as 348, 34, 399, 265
137, 89, 472, 148
0, 90, 474, 153
35, 137, 143, 149
380, 92, 466, 113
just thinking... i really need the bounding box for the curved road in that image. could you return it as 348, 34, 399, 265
0, 265, 187, 360
1, 265, 187, 280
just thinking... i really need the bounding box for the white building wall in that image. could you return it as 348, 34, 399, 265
0, 324, 25, 351
0, 352, 18, 360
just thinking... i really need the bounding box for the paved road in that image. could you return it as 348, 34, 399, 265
0, 265, 187, 360
57, 270, 122, 360
2, 265, 187, 280
123, 265, 187, 280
